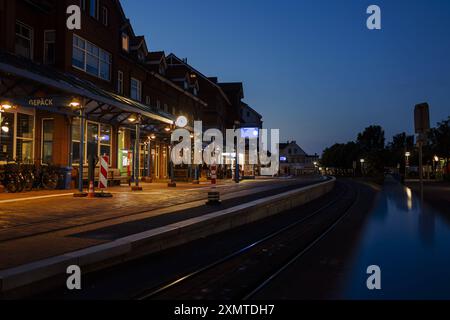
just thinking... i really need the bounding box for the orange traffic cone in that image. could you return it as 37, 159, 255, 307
87, 180, 95, 198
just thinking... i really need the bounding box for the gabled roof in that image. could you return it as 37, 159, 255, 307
147, 51, 165, 63
166, 53, 231, 105
241, 102, 262, 120
131, 35, 148, 54
219, 82, 244, 100
279, 141, 308, 156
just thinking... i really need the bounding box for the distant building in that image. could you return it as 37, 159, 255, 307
279, 141, 318, 176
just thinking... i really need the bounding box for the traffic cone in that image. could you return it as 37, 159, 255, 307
87, 180, 95, 198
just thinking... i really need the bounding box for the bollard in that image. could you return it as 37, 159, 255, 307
87, 180, 95, 198
206, 191, 221, 206
206, 162, 221, 205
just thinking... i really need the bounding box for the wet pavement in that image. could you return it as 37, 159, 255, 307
341, 177, 450, 299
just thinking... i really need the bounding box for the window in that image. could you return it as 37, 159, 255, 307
102, 6, 108, 26
0, 112, 15, 162
71, 119, 112, 164
130, 78, 142, 101
99, 124, 112, 160
71, 118, 82, 164
86, 122, 99, 161
16, 113, 34, 163
122, 33, 129, 52
15, 21, 33, 59
90, 0, 99, 19
146, 96, 151, 105
72, 34, 111, 81
117, 70, 124, 95
44, 30, 56, 65
79, 0, 86, 10
42, 119, 54, 164
156, 100, 161, 110
164, 104, 168, 113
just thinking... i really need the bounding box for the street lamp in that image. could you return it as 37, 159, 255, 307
405, 152, 411, 179
360, 159, 365, 176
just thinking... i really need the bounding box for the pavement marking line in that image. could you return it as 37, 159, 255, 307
0, 193, 74, 204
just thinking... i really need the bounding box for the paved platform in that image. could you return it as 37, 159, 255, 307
0, 177, 323, 271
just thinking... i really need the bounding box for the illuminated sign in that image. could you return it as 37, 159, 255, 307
241, 127, 259, 139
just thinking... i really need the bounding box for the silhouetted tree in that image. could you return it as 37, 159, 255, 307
356, 125, 386, 175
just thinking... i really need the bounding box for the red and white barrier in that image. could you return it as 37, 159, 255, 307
99, 155, 109, 190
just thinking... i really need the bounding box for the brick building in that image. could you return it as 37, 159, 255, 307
0, 0, 208, 187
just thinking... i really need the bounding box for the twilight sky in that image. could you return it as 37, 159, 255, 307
121, 0, 450, 155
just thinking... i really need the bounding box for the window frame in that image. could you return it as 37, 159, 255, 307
41, 118, 54, 164
15, 20, 34, 60
43, 30, 56, 65
72, 34, 112, 81
0, 107, 35, 164
130, 77, 142, 102
71, 118, 112, 166
121, 33, 130, 52
101, 6, 108, 26
89, 0, 99, 19
117, 70, 124, 95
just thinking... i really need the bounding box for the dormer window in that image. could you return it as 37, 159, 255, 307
121, 33, 129, 52
90, 0, 99, 19
159, 64, 165, 75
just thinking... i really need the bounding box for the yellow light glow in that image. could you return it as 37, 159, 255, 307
406, 188, 413, 210
1, 104, 13, 110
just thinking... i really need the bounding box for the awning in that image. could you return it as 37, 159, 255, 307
0, 51, 175, 126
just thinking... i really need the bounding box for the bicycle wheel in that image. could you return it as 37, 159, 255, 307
5, 175, 22, 193
42, 172, 59, 190
22, 171, 35, 191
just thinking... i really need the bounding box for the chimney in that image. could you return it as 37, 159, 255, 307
208, 77, 218, 83
182, 58, 188, 64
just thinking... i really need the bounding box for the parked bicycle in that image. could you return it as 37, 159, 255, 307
0, 159, 61, 193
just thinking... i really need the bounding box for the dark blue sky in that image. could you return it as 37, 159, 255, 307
122, 0, 450, 154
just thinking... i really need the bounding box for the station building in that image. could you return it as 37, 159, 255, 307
0, 0, 262, 190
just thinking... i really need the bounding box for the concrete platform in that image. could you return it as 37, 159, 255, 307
0, 177, 334, 297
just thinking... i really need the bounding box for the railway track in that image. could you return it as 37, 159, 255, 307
134, 180, 359, 300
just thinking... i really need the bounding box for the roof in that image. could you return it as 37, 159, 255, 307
241, 102, 262, 119
166, 53, 231, 106
147, 51, 165, 62
0, 51, 174, 125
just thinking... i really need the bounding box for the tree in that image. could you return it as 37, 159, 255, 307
356, 125, 386, 175
428, 117, 450, 170
386, 133, 415, 168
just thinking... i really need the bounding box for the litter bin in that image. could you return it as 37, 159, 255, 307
58, 167, 73, 190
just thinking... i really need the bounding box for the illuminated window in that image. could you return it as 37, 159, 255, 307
122, 33, 129, 52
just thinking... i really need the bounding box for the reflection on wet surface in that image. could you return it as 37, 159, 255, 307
341, 177, 450, 300
341, 179, 450, 299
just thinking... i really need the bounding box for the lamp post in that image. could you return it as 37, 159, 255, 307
360, 158, 365, 177
405, 152, 411, 179
234, 121, 241, 183
434, 155, 440, 179
68, 99, 87, 195
130, 114, 143, 191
